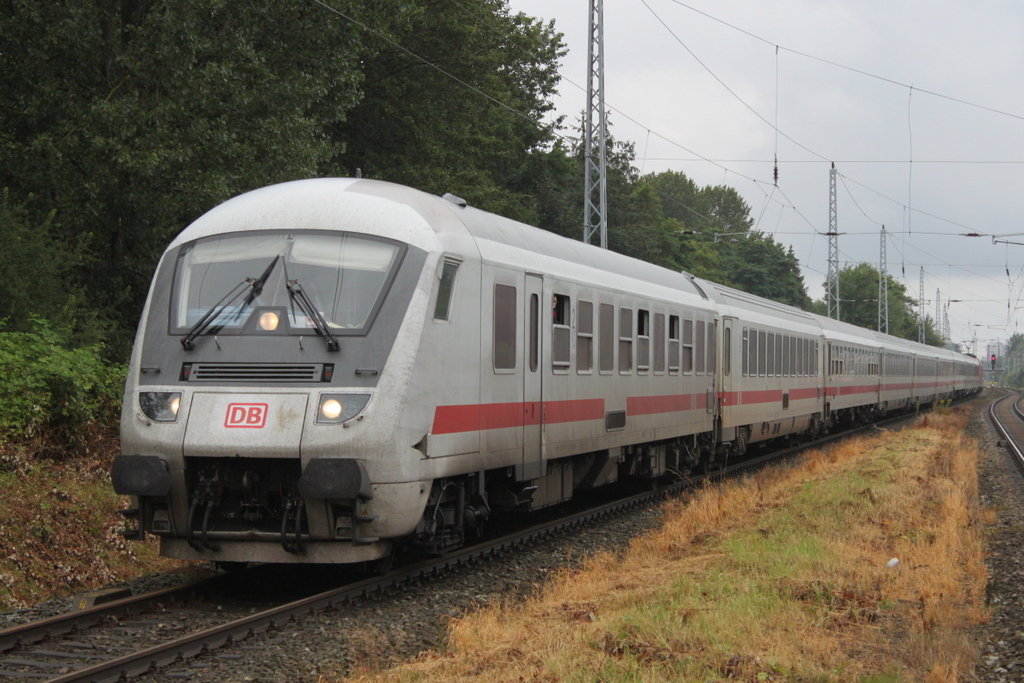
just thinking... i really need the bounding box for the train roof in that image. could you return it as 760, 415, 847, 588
165, 178, 983, 367
169, 178, 711, 309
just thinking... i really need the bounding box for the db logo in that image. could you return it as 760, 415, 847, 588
224, 403, 269, 428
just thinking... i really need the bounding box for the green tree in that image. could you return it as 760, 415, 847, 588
814, 263, 944, 346
0, 0, 398, 357
0, 189, 100, 344
641, 170, 811, 309
333, 0, 565, 224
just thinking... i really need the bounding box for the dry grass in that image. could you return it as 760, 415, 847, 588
0, 425, 194, 609
343, 406, 988, 683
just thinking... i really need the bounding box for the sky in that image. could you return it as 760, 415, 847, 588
504, 0, 1024, 355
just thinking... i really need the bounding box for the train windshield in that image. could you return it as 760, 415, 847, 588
170, 231, 404, 335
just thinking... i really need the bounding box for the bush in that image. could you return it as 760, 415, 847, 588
0, 321, 125, 442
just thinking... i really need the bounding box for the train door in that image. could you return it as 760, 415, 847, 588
708, 320, 717, 415
720, 317, 736, 429
521, 274, 543, 480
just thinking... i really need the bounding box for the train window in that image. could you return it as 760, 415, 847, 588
757, 330, 766, 377
815, 343, 819, 376
723, 326, 731, 376
577, 300, 594, 374
796, 337, 803, 376
668, 315, 681, 373
776, 334, 784, 376
654, 313, 666, 374
552, 294, 569, 325
433, 261, 459, 321
748, 328, 758, 376
766, 333, 776, 376
619, 308, 633, 374
783, 336, 791, 376
637, 310, 650, 373
741, 328, 749, 376
552, 294, 570, 371
683, 319, 694, 373
529, 294, 539, 372
599, 303, 614, 373
707, 321, 716, 373
696, 321, 706, 374
493, 284, 517, 371
790, 336, 797, 377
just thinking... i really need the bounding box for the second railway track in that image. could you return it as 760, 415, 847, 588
988, 388, 1024, 473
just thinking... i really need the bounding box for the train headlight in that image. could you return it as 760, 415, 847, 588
258, 311, 280, 331
317, 393, 370, 424
139, 392, 182, 422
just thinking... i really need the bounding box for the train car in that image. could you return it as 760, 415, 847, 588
114, 179, 720, 565
693, 279, 827, 453
113, 178, 983, 566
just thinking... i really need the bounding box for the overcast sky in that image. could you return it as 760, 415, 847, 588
505, 0, 1024, 354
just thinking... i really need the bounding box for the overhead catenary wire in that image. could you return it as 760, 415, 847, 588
313, 0, 1016, 338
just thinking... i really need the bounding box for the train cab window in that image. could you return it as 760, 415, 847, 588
668, 315, 681, 374
599, 303, 615, 373
493, 284, 517, 371
654, 313, 666, 374
683, 319, 694, 374
619, 308, 633, 374
552, 294, 570, 371
696, 321, 706, 374
577, 300, 594, 374
783, 336, 791, 376
637, 309, 650, 373
766, 333, 776, 376
433, 261, 459, 321
757, 330, 766, 377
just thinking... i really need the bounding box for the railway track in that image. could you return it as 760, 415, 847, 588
0, 405, 950, 683
988, 388, 1024, 474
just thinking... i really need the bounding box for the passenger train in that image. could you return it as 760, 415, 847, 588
113, 179, 983, 565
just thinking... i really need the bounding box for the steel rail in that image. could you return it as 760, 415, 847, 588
0, 578, 218, 654
9, 401, 958, 683
989, 388, 1024, 474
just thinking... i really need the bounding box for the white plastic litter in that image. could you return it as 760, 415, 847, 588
886, 558, 900, 568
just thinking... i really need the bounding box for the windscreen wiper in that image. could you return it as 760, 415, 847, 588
286, 280, 340, 352
180, 255, 281, 350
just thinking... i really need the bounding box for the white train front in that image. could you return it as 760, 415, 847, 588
113, 178, 983, 565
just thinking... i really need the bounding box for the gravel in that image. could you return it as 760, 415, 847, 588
0, 568, 211, 629
146, 504, 666, 682
973, 393, 1024, 683
5, 392, 1024, 682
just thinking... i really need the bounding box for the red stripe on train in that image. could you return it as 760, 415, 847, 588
432, 398, 605, 435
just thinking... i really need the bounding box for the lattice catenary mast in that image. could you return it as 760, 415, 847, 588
878, 226, 888, 334
826, 163, 840, 320
918, 267, 925, 344
582, 0, 607, 249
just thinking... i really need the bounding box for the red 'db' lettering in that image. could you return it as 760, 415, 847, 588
224, 403, 269, 428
